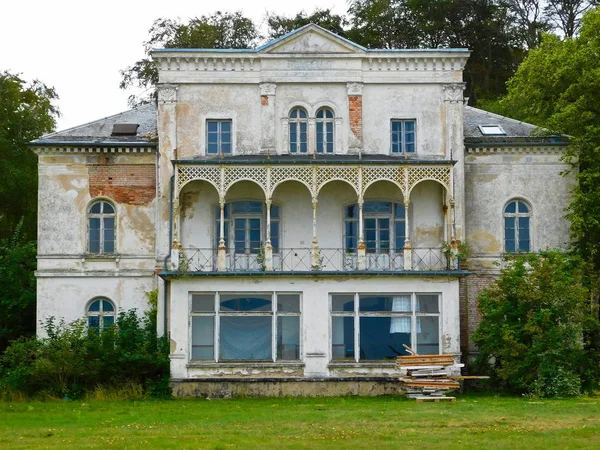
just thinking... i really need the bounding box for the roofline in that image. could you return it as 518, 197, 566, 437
159, 270, 469, 279
464, 141, 569, 148
28, 141, 158, 148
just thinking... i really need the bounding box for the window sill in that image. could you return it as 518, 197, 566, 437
82, 254, 119, 262
187, 361, 304, 368
328, 362, 397, 368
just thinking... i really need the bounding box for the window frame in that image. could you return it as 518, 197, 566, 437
288, 107, 309, 154
206, 119, 233, 156
390, 119, 416, 154
87, 199, 116, 255
343, 201, 406, 253
503, 199, 532, 253
189, 291, 302, 362
330, 292, 441, 362
315, 107, 335, 154
86, 297, 116, 332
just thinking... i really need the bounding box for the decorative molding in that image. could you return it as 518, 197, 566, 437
368, 56, 467, 72
260, 82, 277, 96
466, 146, 566, 155
157, 83, 178, 104
155, 56, 256, 72
443, 83, 465, 103
33, 147, 156, 154
346, 82, 364, 96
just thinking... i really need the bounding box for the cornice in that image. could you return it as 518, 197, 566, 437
32, 146, 156, 155
466, 146, 566, 155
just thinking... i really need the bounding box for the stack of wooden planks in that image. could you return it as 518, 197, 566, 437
397, 350, 464, 402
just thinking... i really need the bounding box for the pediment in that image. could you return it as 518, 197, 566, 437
259, 24, 365, 54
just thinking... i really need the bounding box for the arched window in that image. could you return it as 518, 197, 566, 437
87, 298, 116, 331
504, 200, 531, 252
215, 201, 280, 253
88, 200, 115, 254
289, 107, 308, 153
344, 201, 405, 253
316, 107, 334, 153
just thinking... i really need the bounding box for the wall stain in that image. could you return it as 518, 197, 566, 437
469, 230, 501, 254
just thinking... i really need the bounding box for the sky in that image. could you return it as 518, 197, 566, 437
1, 0, 349, 131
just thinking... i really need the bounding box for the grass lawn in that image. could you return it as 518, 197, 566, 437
0, 394, 598, 449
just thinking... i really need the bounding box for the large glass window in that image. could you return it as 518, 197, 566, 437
190, 292, 301, 361
289, 107, 308, 153
87, 200, 115, 254
391, 119, 416, 154
316, 107, 334, 154
344, 202, 405, 253
214, 201, 280, 253
87, 297, 116, 331
504, 200, 531, 252
331, 293, 440, 361
206, 119, 232, 155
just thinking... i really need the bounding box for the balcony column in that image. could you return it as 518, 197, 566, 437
357, 201, 366, 270
217, 201, 227, 271
403, 200, 412, 270
264, 200, 273, 271
170, 179, 182, 271
311, 200, 321, 269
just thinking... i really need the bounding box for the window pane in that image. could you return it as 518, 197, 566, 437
88, 300, 100, 312
103, 241, 114, 253
220, 295, 272, 312
103, 316, 115, 329
417, 316, 439, 355
277, 294, 300, 312
102, 300, 114, 312
88, 316, 100, 330
405, 142, 415, 153
505, 239, 516, 252
517, 201, 529, 213
392, 121, 401, 132
207, 121, 218, 132
332, 316, 354, 360
271, 205, 279, 218
404, 120, 415, 132
298, 109, 307, 118
332, 294, 354, 312
192, 316, 214, 360
364, 202, 391, 214
360, 317, 409, 360
289, 109, 298, 119
89, 218, 100, 230
519, 217, 530, 230
90, 202, 102, 214
518, 240, 530, 252
220, 121, 231, 132
102, 203, 114, 214
505, 217, 515, 232
221, 142, 231, 154
220, 316, 271, 360
505, 201, 516, 214
416, 295, 439, 313
359, 295, 393, 312
277, 316, 299, 360
207, 142, 218, 154
192, 294, 215, 312
346, 204, 357, 218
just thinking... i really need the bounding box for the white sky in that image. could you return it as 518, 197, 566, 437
1, 0, 349, 131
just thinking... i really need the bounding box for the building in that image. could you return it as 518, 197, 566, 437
31, 25, 572, 396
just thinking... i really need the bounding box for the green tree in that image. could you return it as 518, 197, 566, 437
0, 220, 37, 354
0, 71, 58, 240
120, 11, 260, 105
266, 9, 349, 40
485, 7, 600, 269
473, 251, 599, 397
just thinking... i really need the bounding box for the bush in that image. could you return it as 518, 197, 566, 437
0, 293, 170, 399
473, 250, 600, 397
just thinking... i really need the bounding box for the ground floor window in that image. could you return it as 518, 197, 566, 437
331, 293, 440, 361
190, 292, 300, 361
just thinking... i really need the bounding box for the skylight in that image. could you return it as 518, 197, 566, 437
111, 123, 139, 136
478, 125, 505, 135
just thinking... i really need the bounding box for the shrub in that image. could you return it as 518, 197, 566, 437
0, 294, 170, 399
473, 250, 600, 397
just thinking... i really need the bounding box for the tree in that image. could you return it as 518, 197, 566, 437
485, 7, 600, 269
544, 0, 596, 37
507, 0, 552, 49
120, 12, 260, 106
0, 71, 58, 240
473, 251, 599, 396
266, 9, 349, 40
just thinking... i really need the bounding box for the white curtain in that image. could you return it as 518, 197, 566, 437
390, 295, 411, 333
220, 316, 272, 360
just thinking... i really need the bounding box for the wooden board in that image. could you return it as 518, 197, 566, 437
415, 396, 456, 403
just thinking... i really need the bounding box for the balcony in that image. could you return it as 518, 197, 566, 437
175, 247, 461, 274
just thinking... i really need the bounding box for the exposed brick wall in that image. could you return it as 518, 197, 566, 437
88, 164, 156, 205
348, 95, 362, 140
459, 272, 497, 361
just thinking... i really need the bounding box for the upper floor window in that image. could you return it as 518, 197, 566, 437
391, 119, 416, 154
87, 297, 116, 331
206, 119, 232, 155
345, 201, 405, 253
316, 107, 334, 153
504, 200, 531, 252
289, 107, 308, 153
88, 200, 115, 254
215, 201, 280, 253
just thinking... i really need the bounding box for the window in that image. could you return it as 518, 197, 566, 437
391, 119, 416, 154
316, 107, 334, 153
331, 293, 440, 361
206, 119, 232, 155
214, 201, 280, 253
479, 125, 505, 135
289, 107, 308, 153
504, 200, 531, 252
87, 298, 116, 331
344, 202, 405, 253
191, 292, 301, 361
88, 200, 115, 254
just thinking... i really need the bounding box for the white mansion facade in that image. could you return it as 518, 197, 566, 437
32, 25, 572, 395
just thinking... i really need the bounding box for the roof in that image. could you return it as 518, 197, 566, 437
30, 103, 157, 147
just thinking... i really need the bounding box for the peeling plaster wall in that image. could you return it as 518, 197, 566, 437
168, 276, 460, 380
